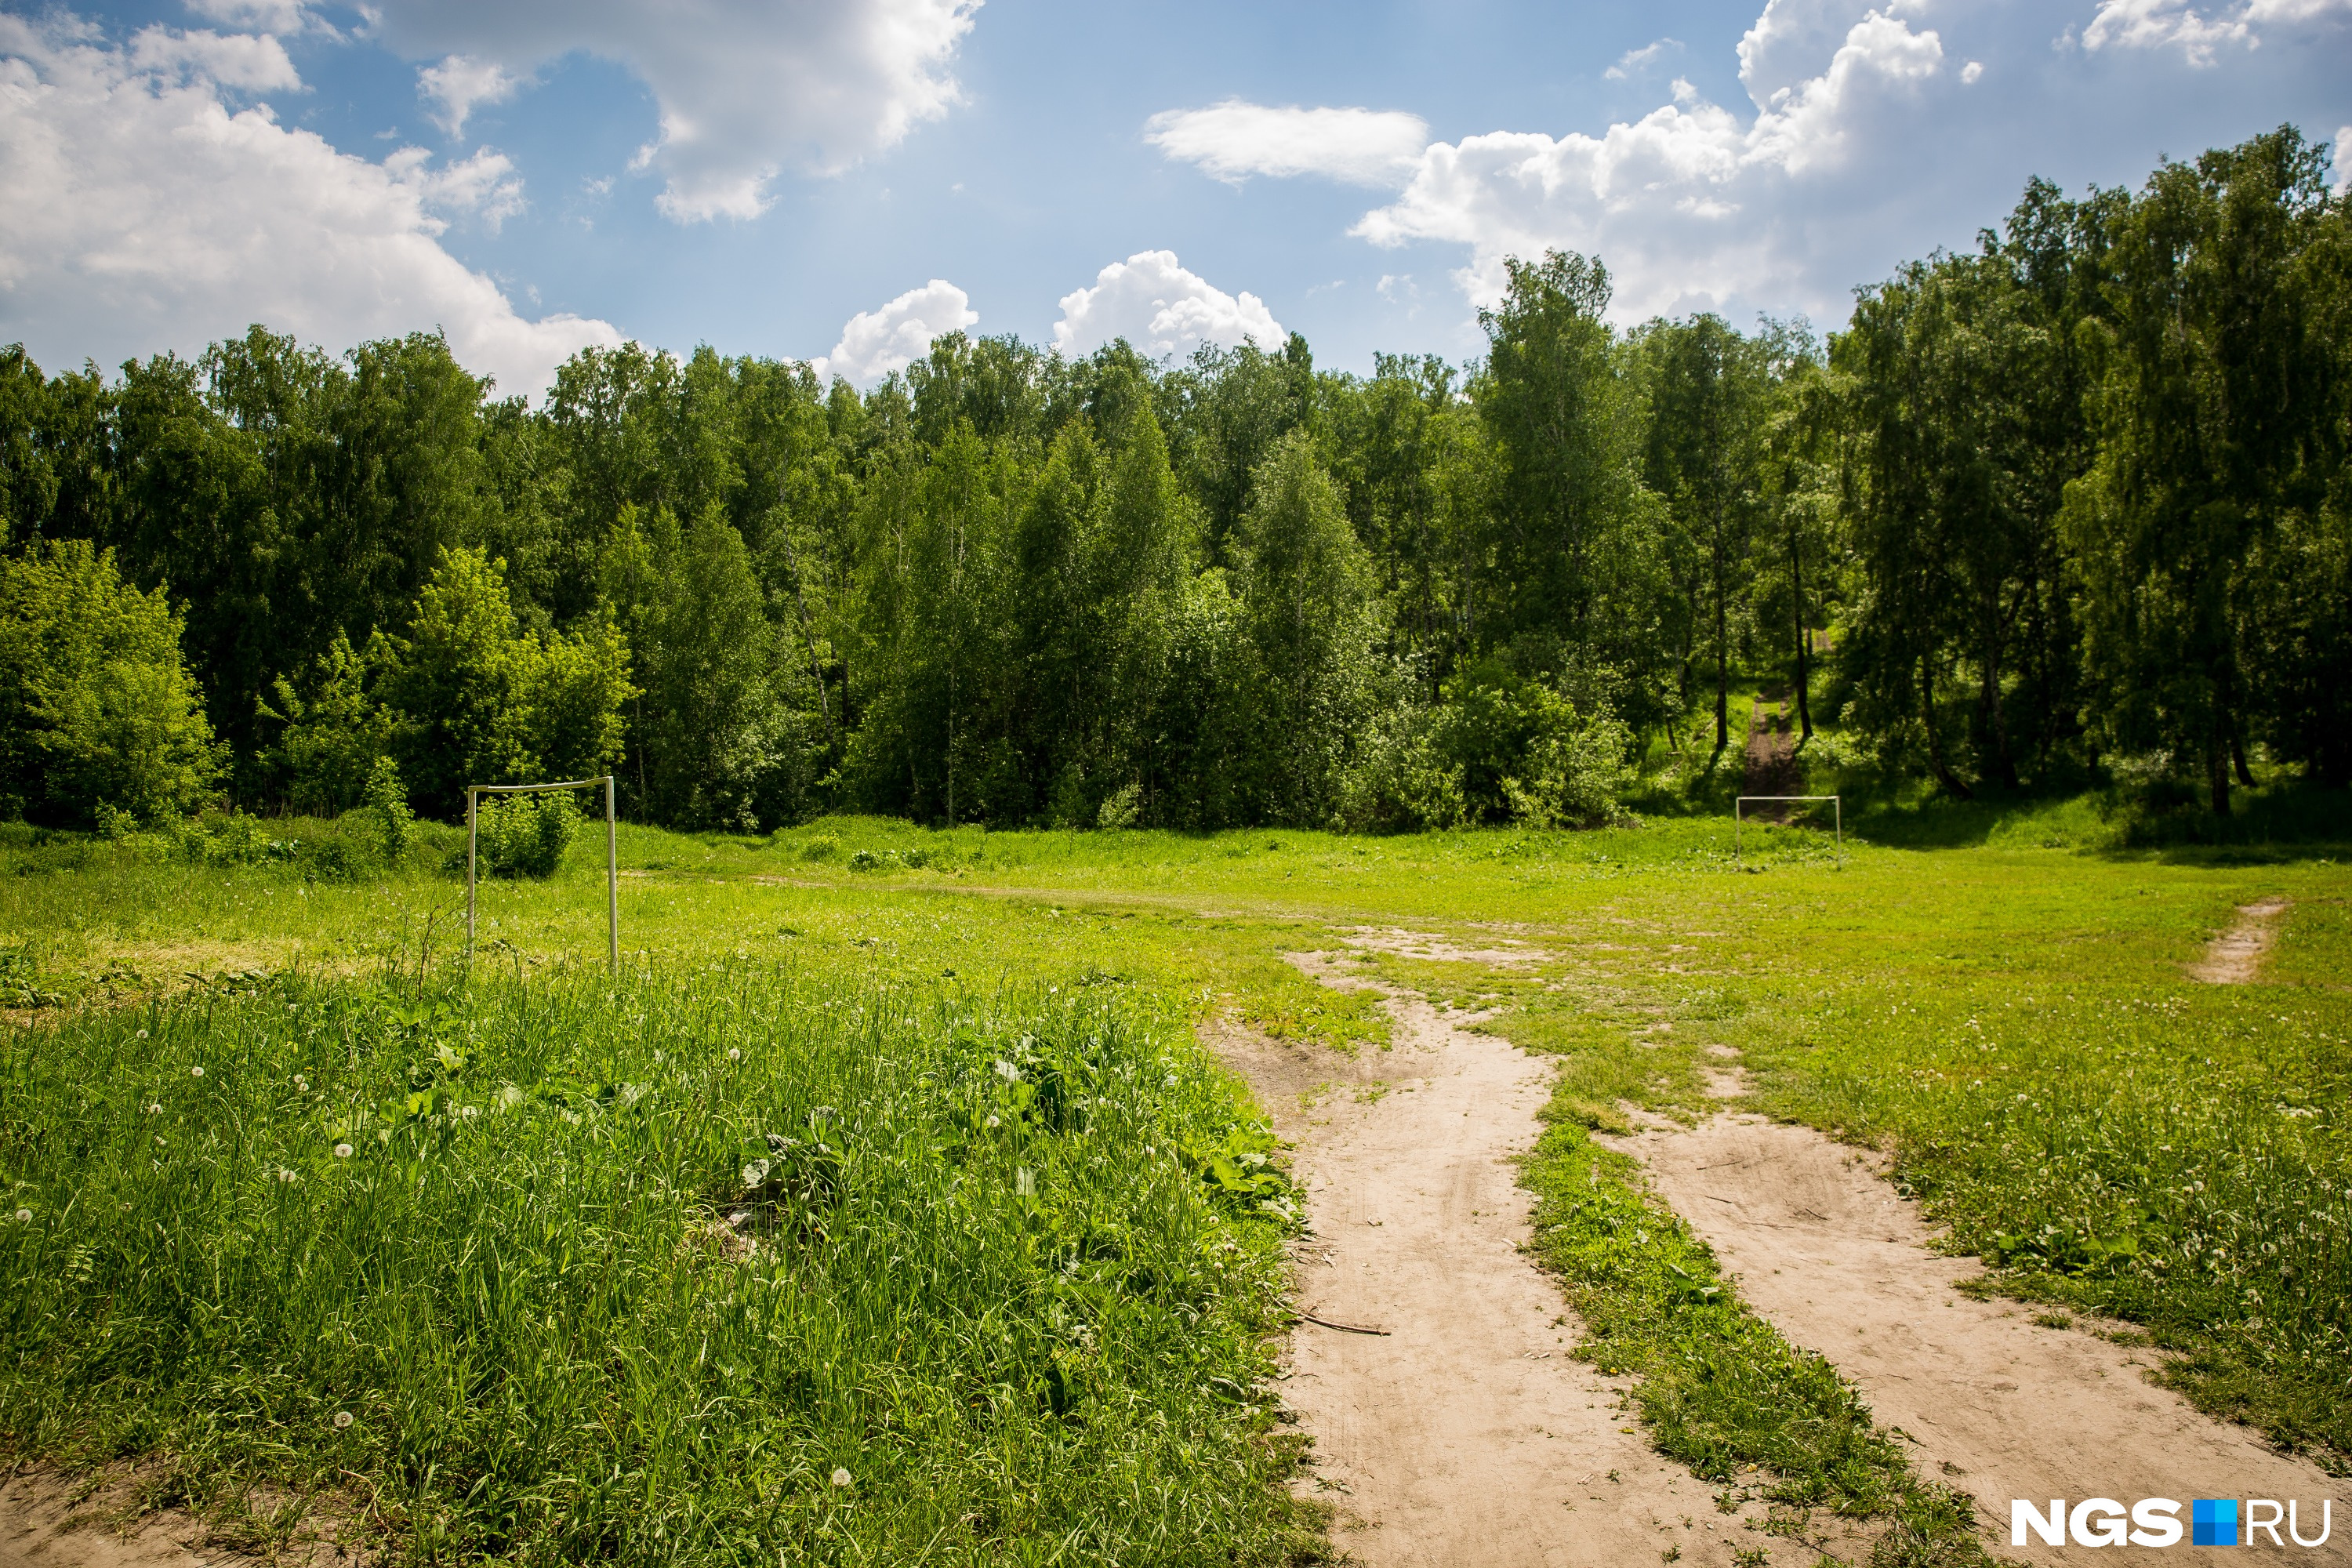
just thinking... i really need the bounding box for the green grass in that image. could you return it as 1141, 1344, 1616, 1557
2, 967, 1314, 1564
4, 790, 2350, 1563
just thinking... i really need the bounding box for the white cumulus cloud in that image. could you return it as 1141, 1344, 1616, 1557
811, 279, 977, 385
181, 0, 319, 36
0, 12, 618, 400
1052, 251, 1283, 360
1345, 4, 1957, 322
1606, 38, 1684, 80
1145, 1, 2102, 326
366, 0, 981, 222
418, 54, 521, 136
2081, 0, 2352, 63
1144, 100, 1431, 187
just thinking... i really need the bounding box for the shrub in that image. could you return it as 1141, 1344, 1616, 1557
364, 757, 415, 867
0, 539, 223, 826
1501, 706, 1635, 828
1096, 782, 1143, 830
472, 793, 579, 879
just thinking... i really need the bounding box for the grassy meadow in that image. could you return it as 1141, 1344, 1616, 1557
2, 779, 2348, 1563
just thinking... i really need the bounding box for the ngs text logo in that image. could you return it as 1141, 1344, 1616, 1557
2014, 1497, 2336, 1548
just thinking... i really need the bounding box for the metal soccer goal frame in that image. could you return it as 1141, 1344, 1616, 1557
466, 776, 619, 975
1734, 794, 1843, 869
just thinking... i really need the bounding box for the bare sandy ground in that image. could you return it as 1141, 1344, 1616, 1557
2189, 897, 2292, 983
1606, 1109, 2351, 1566
1334, 928, 1556, 967
0, 1466, 357, 1568
1214, 957, 1796, 1567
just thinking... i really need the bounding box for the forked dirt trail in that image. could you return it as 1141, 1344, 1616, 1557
1214, 953, 1774, 1567
2189, 897, 2292, 983
1608, 1103, 2352, 1566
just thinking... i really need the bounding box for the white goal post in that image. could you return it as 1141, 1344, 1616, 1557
1734, 794, 1842, 869
466, 775, 619, 975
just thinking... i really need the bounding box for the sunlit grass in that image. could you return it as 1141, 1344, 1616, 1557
1, 965, 1313, 1563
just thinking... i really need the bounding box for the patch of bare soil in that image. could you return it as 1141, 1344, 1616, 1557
0, 1465, 363, 1568
1335, 927, 1555, 967
2188, 898, 2291, 984
1604, 1111, 2350, 1566
1214, 953, 1779, 1566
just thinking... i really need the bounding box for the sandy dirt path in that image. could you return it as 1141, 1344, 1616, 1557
0, 1465, 355, 1568
2189, 897, 2292, 983
1214, 956, 1783, 1567
1606, 1109, 2351, 1566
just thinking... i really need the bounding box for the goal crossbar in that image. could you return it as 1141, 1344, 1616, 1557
1734, 793, 1842, 869
466, 775, 619, 975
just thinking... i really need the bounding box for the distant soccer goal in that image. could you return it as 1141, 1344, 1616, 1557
1734, 794, 1842, 869
465, 776, 619, 975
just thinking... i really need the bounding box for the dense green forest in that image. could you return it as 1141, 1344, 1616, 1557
3, 126, 2347, 834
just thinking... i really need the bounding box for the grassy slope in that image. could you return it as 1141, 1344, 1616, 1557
4, 801, 2349, 1563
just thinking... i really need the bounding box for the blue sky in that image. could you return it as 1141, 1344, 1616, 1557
3, 0, 2348, 398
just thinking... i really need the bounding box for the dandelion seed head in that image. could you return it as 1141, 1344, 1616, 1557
147, 1103, 162, 1115
332, 1410, 354, 1428
334, 1143, 354, 1159
985, 1114, 1000, 1128
136, 1029, 148, 1039
830, 1468, 851, 1488
13, 1209, 28, 1224
191, 1065, 204, 1078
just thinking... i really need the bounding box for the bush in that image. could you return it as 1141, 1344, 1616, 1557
1501, 706, 1635, 828
172, 811, 301, 866
1340, 666, 1633, 830
0, 540, 223, 826
471, 793, 579, 879
365, 757, 415, 867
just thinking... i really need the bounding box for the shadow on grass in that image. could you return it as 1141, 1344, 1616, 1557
1839, 777, 2351, 863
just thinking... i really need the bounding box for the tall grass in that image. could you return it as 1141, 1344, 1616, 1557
0, 965, 1312, 1564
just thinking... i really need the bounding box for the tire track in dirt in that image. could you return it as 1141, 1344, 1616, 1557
1212, 950, 1777, 1567
1606, 1090, 2351, 1566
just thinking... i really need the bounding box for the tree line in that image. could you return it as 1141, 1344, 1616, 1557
2, 126, 2346, 834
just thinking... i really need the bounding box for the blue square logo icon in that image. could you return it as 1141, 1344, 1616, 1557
2193, 1498, 2238, 1546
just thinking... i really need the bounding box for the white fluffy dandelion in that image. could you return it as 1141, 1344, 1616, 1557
13, 1209, 29, 1224
830, 1468, 851, 1488
136, 1029, 148, 1039
333, 1143, 354, 1159
332, 1410, 354, 1429
985, 1115, 1000, 1129
190, 1065, 204, 1078
727, 1047, 741, 1061
147, 1103, 162, 1115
